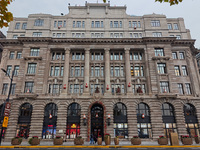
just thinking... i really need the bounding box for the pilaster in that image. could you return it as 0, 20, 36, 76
83, 48, 90, 95
124, 48, 132, 94
104, 48, 111, 95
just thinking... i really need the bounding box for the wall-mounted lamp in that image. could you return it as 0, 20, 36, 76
107, 114, 111, 126
83, 114, 87, 126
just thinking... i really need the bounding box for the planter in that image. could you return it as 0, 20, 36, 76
131, 138, 141, 145
53, 138, 63, 145
11, 138, 22, 145
194, 137, 200, 144
74, 138, 84, 145
181, 138, 193, 145
158, 138, 168, 145
97, 137, 102, 145
29, 138, 40, 145
114, 138, 119, 145
104, 135, 111, 145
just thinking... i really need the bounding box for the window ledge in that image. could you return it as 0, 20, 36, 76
156, 93, 177, 99
26, 74, 35, 76
24, 56, 42, 61
152, 56, 170, 61
16, 93, 38, 100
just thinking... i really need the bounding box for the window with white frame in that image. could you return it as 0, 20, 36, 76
176, 35, 181, 39
72, 33, 85, 38
48, 84, 62, 94
30, 48, 40, 56
174, 66, 180, 76
22, 23, 27, 29
14, 66, 19, 76
91, 52, 104, 60
151, 20, 160, 27
24, 82, 34, 93
91, 65, 104, 77
152, 32, 162, 37
50, 66, 63, 77
69, 84, 83, 94
111, 66, 124, 77
172, 52, 177, 59
185, 83, 192, 95
6, 65, 12, 76
110, 52, 123, 60
179, 52, 185, 59
154, 48, 164, 56
111, 84, 125, 94
91, 33, 104, 38
16, 52, 22, 59
182, 66, 188, 76
15, 23, 20, 29
13, 35, 18, 39
157, 63, 167, 74
178, 83, 184, 95
32, 32, 42, 37
130, 66, 144, 77
34, 19, 44, 26
160, 81, 169, 93
91, 21, 103, 28
9, 52, 15, 59
52, 52, 65, 60
2, 83, 8, 95
11, 84, 16, 95
130, 33, 142, 38
167, 23, 172, 30
90, 84, 104, 94
174, 23, 179, 30
27, 63, 37, 74
70, 66, 84, 77
110, 21, 122, 28
73, 21, 85, 28
71, 52, 84, 60
110, 33, 123, 38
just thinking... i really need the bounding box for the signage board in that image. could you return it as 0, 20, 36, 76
2, 116, 9, 128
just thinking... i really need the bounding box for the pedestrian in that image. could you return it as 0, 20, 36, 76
90, 134, 94, 144
94, 135, 97, 143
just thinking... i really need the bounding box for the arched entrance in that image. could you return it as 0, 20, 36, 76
91, 104, 104, 140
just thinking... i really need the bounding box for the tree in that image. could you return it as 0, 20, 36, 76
155, 0, 183, 5
0, 0, 13, 28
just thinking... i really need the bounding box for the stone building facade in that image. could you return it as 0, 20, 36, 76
0, 3, 200, 141
0, 31, 6, 63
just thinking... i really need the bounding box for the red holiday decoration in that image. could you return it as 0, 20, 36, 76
63, 84, 66, 89
83, 114, 86, 119
49, 114, 52, 119
95, 113, 98, 118
142, 113, 145, 119
85, 83, 88, 88
128, 82, 131, 87
106, 85, 109, 90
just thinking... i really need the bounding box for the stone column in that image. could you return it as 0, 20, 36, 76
124, 48, 132, 93
62, 48, 70, 95
104, 48, 111, 94
83, 48, 90, 94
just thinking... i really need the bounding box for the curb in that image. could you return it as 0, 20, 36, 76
0, 145, 200, 148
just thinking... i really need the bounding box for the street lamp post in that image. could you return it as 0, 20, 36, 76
0, 68, 14, 145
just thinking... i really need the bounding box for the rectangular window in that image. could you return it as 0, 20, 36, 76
157, 63, 166, 74
27, 63, 37, 74
172, 52, 177, 59
179, 52, 184, 59
120, 66, 124, 76
22, 23, 27, 29
174, 23, 179, 30
70, 66, 74, 77
9, 52, 15, 59
32, 32, 42, 37
134, 66, 140, 77
15, 23, 20, 29
174, 66, 180, 76
111, 66, 113, 76
114, 21, 118, 28
119, 21, 122, 28
58, 21, 62, 27
34, 19, 44, 26
74, 84, 79, 93
132, 21, 137, 28
95, 21, 100, 28
115, 66, 120, 77
155, 48, 164, 56
60, 66, 64, 76
176, 35, 181, 39
2, 83, 8, 95
54, 66, 60, 76
13, 35, 18, 39
11, 84, 16, 95
91, 66, 94, 77
73, 21, 75, 28
7, 65, 12, 76
69, 84, 73, 93
82, 21, 85, 28
153, 32, 162, 37
16, 52, 22, 59
160, 82, 169, 93
14, 66, 19, 76
54, 21, 57, 27
30, 48, 40, 56
101, 67, 104, 77
75, 66, 80, 77
91, 21, 94, 28
167, 23, 172, 30
138, 21, 141, 28
63, 21, 66, 27
95, 67, 100, 77
185, 83, 191, 95
134, 52, 139, 60
76, 21, 81, 28
81, 66, 84, 77
110, 21, 113, 28
178, 83, 184, 95
182, 66, 188, 76
50, 66, 54, 76
151, 20, 160, 27
24, 82, 34, 93
101, 21, 103, 28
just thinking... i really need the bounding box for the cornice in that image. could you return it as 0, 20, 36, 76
0, 37, 196, 47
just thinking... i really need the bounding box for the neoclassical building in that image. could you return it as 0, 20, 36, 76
0, 3, 200, 141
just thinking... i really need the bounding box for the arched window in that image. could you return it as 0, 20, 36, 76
17, 103, 33, 139
66, 103, 81, 139
113, 103, 128, 138
136, 103, 152, 138
161, 103, 177, 138
184, 103, 199, 137
42, 103, 58, 139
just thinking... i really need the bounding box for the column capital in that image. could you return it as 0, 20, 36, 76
84, 48, 90, 53
124, 48, 130, 52
64, 48, 70, 54
104, 48, 110, 52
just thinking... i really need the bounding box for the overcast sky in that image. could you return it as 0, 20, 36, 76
1, 0, 200, 48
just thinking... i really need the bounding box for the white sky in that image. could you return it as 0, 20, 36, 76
1, 0, 200, 48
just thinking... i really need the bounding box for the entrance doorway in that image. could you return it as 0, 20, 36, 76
91, 104, 104, 140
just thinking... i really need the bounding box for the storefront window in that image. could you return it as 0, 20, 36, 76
184, 103, 199, 137
137, 103, 152, 138
42, 103, 58, 139
113, 103, 128, 138
162, 103, 177, 138
66, 103, 81, 139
